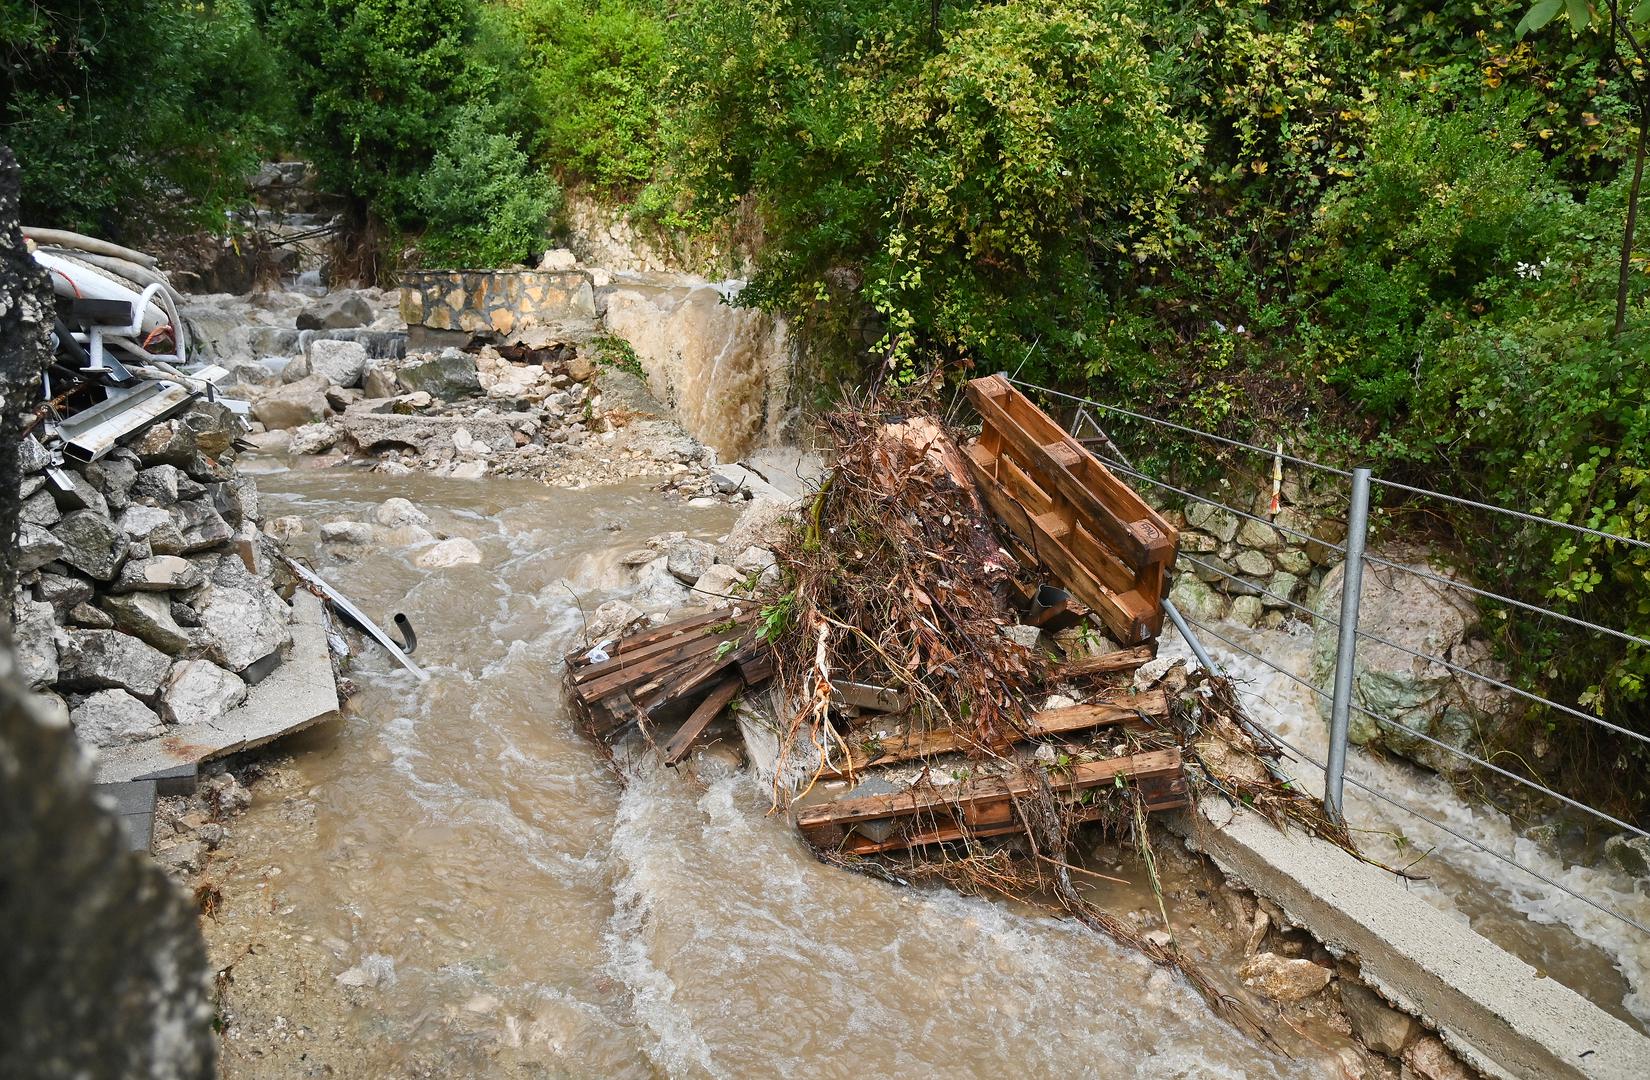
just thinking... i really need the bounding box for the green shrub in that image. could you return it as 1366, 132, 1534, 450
2, 0, 286, 238
416, 105, 562, 267
497, 0, 667, 188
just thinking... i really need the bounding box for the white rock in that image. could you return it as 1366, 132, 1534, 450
305, 338, 368, 388
70, 689, 165, 747
416, 537, 482, 568
664, 538, 717, 584
537, 248, 578, 271
321, 520, 378, 545
195, 584, 292, 672
374, 497, 430, 528
693, 563, 747, 597
160, 660, 248, 726
450, 460, 488, 480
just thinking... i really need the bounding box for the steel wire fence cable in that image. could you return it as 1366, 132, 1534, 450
1361, 553, 1650, 650
1176, 610, 1648, 840
1182, 536, 1650, 748
1088, 453, 1344, 551
1369, 476, 1650, 551
1008, 378, 1355, 478
1012, 376, 1650, 553
1176, 620, 1650, 936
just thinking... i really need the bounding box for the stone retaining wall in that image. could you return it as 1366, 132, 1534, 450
399, 269, 596, 338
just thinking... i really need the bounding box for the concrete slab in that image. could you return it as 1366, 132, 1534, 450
1172, 796, 1650, 1080
93, 592, 341, 784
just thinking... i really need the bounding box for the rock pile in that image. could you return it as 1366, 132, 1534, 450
243, 329, 746, 500
14, 401, 298, 755
1163, 471, 1345, 631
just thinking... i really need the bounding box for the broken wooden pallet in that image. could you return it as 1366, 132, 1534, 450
795, 748, 1190, 856
963, 374, 1178, 645
564, 606, 772, 750
818, 687, 1169, 780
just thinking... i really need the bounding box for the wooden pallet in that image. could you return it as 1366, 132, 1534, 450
795, 748, 1189, 856
963, 375, 1178, 644
564, 607, 772, 745
817, 687, 1168, 780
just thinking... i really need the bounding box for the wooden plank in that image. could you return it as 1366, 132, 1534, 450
575, 629, 742, 702
567, 608, 754, 669
796, 748, 1184, 831
573, 618, 748, 690
663, 677, 743, 766
1058, 644, 1156, 679
818, 689, 1168, 779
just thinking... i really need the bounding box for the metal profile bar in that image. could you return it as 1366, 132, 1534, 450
56, 379, 195, 462
277, 553, 429, 681
1325, 468, 1371, 823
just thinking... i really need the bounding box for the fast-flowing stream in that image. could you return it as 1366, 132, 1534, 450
216, 464, 1335, 1078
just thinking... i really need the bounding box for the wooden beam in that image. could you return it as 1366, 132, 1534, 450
1057, 644, 1156, 680
818, 689, 1168, 779
663, 677, 743, 766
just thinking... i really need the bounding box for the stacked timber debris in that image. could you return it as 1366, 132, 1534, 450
568, 376, 1341, 860
565, 374, 1349, 1034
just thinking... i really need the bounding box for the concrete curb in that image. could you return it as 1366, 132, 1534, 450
1170, 796, 1650, 1079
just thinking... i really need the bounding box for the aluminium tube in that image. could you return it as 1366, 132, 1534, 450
1324, 467, 1372, 823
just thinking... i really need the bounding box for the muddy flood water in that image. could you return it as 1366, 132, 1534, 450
205, 465, 1355, 1078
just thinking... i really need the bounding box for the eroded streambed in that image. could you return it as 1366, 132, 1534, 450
204, 464, 1348, 1078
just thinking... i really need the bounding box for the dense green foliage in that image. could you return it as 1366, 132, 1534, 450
1, 0, 286, 234
416, 105, 563, 266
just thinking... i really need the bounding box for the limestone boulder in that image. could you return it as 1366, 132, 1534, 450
374, 497, 430, 528
415, 537, 482, 568
159, 660, 247, 726
306, 338, 368, 388
69, 690, 166, 748
100, 592, 192, 653
1338, 982, 1417, 1056
52, 510, 127, 581
131, 465, 182, 503
252, 373, 332, 430
717, 496, 799, 561
1186, 502, 1240, 544
114, 555, 202, 593
34, 572, 93, 609
172, 498, 234, 553
194, 585, 292, 673
396, 349, 480, 400
632, 556, 693, 613
583, 599, 643, 646
18, 522, 66, 573
1169, 574, 1228, 625
14, 598, 60, 689
694, 563, 748, 598
57, 630, 172, 698
117, 504, 186, 555
297, 291, 371, 331
1310, 551, 1516, 774
664, 538, 716, 584
1238, 951, 1331, 1003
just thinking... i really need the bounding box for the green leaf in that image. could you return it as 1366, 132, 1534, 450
1517, 0, 1564, 34
1564, 0, 1593, 29
1634, 0, 1650, 23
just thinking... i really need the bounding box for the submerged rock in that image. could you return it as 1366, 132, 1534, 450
415, 537, 482, 568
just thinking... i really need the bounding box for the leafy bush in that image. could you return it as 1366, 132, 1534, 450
262, 0, 484, 226
416, 106, 562, 266
2, 0, 286, 238
497, 0, 667, 188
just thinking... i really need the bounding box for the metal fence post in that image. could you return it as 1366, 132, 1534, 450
1324, 466, 1372, 824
